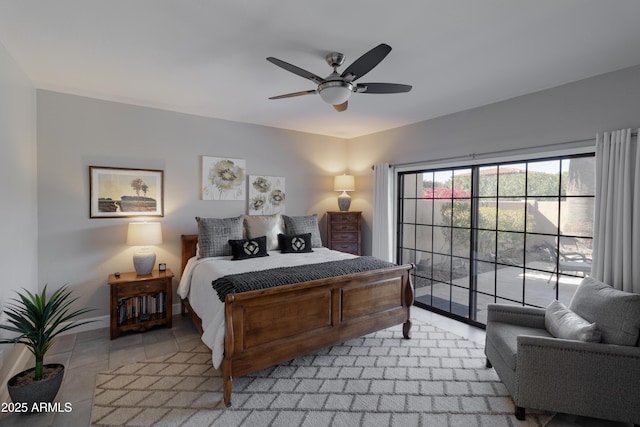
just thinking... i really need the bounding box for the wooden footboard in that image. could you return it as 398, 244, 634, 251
180, 234, 414, 407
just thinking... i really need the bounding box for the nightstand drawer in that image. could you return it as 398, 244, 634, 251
331, 223, 358, 232
116, 279, 166, 298
331, 232, 358, 242
331, 242, 359, 253
330, 213, 358, 223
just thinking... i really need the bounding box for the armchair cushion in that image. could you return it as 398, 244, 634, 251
485, 321, 552, 370
569, 278, 640, 346
545, 300, 601, 342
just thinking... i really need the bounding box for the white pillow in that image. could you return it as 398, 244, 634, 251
243, 214, 284, 251
545, 300, 602, 342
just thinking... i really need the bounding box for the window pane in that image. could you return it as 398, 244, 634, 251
402, 198, 416, 223
528, 197, 559, 234
478, 201, 497, 229
415, 225, 433, 252
560, 197, 595, 237
401, 224, 415, 249
498, 163, 526, 197
496, 266, 524, 303
433, 170, 452, 198
452, 200, 471, 228
451, 229, 470, 258
416, 199, 433, 225
562, 157, 595, 196
476, 230, 496, 262
527, 160, 560, 197
498, 198, 526, 232
435, 200, 451, 226
432, 226, 451, 255
403, 174, 418, 198
452, 168, 472, 196
432, 254, 451, 282
478, 166, 497, 197
497, 231, 524, 266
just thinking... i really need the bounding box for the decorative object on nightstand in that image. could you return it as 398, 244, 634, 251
327, 211, 362, 255
127, 221, 163, 276
108, 269, 174, 339
334, 174, 355, 212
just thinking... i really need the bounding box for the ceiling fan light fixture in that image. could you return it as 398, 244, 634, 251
318, 81, 353, 105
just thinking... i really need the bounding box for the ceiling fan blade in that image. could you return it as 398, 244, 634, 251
269, 89, 317, 100
340, 43, 392, 82
266, 57, 324, 85
333, 101, 348, 112
355, 83, 412, 94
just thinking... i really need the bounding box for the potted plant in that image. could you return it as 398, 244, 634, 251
0, 285, 93, 413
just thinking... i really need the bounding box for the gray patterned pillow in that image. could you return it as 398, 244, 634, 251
196, 216, 244, 258
282, 214, 323, 248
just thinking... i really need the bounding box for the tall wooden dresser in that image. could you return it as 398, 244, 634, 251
327, 211, 362, 255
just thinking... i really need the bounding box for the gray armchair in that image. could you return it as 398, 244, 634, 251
484, 278, 640, 425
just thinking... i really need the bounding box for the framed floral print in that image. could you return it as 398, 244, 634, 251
202, 156, 246, 200
248, 175, 286, 214
90, 166, 164, 218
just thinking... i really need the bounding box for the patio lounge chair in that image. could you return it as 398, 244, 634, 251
543, 240, 591, 282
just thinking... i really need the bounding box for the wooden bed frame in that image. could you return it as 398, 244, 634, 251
180, 234, 414, 407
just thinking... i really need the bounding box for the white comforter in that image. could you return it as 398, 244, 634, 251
177, 248, 356, 368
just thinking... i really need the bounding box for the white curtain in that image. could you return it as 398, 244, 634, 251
592, 128, 640, 293
372, 163, 394, 262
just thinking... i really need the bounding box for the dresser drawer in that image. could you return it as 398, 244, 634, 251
116, 279, 167, 298
331, 232, 358, 242
330, 242, 359, 253
331, 223, 358, 232
329, 213, 358, 223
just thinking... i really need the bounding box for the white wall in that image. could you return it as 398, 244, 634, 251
37, 91, 348, 318
348, 65, 640, 254
0, 43, 37, 384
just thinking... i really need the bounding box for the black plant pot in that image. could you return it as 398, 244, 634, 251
7, 363, 64, 414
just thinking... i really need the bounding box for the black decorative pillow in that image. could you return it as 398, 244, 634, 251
229, 236, 269, 260
278, 233, 313, 253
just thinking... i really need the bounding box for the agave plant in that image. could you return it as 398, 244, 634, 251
0, 285, 94, 381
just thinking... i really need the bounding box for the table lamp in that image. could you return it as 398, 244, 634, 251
334, 174, 355, 212
127, 222, 163, 276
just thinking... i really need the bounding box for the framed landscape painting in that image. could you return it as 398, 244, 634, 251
90, 166, 164, 218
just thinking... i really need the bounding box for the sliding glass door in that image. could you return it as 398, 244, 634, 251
398, 154, 595, 326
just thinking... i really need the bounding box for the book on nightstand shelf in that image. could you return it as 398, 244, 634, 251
116, 293, 166, 325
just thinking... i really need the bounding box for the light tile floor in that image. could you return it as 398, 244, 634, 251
0, 309, 610, 427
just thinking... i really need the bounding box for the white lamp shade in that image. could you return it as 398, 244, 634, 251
319, 85, 352, 105
127, 222, 163, 246
334, 175, 355, 192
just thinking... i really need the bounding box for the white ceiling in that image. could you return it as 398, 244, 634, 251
1, 1, 640, 139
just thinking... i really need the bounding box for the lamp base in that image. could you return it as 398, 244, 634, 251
133, 250, 156, 276
337, 192, 351, 212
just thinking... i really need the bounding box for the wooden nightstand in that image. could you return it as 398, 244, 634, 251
327, 211, 362, 255
108, 269, 174, 339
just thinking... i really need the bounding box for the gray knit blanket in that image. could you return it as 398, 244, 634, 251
212, 256, 395, 302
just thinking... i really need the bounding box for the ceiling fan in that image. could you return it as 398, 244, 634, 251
266, 43, 412, 112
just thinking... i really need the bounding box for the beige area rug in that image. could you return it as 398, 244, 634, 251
91, 321, 552, 426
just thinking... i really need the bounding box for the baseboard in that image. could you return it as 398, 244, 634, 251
56, 302, 183, 336
57, 314, 110, 336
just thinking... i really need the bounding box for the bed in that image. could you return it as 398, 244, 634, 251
179, 233, 414, 407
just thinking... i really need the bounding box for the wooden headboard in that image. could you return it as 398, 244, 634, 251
181, 234, 198, 274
